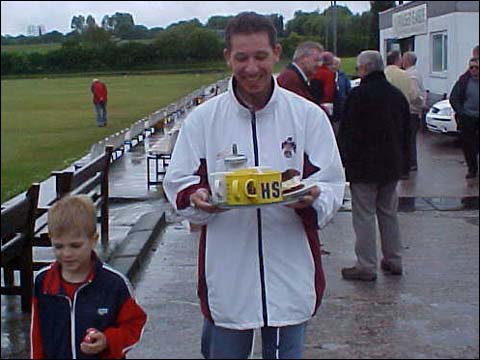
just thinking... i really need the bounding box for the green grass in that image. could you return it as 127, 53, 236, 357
341, 57, 357, 78
1, 72, 228, 202
1, 43, 62, 54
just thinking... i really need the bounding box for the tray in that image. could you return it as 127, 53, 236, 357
214, 182, 317, 209
282, 183, 317, 199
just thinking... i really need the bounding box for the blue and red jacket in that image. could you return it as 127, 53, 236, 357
31, 253, 147, 359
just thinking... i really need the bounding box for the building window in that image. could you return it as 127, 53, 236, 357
432, 32, 448, 73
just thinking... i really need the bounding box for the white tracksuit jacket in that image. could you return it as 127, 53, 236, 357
163, 77, 345, 330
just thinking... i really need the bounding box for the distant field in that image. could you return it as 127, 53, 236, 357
1, 43, 62, 54
1, 72, 227, 202
1, 55, 355, 203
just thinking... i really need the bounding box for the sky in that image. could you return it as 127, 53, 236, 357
1, 1, 372, 36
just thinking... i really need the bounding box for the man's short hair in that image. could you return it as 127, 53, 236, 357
225, 12, 277, 50
386, 50, 401, 66
320, 51, 335, 66
357, 50, 384, 75
403, 51, 417, 66
48, 195, 97, 240
293, 41, 324, 62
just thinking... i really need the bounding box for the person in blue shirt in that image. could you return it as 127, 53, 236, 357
331, 56, 351, 139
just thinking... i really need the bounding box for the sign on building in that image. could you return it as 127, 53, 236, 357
393, 4, 427, 38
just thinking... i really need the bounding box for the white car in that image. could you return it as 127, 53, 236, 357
425, 99, 458, 135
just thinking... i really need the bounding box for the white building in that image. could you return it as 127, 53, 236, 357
379, 1, 479, 104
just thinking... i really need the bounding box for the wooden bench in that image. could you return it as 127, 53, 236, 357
1, 183, 40, 312
124, 119, 146, 150
146, 132, 178, 188
33, 145, 114, 273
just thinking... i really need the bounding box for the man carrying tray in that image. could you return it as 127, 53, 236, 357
163, 12, 345, 359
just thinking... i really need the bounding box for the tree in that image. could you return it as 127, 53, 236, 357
71, 15, 85, 33
82, 26, 112, 47
41, 30, 64, 44
101, 15, 114, 31
102, 12, 136, 38
86, 15, 96, 29
206, 15, 233, 30
268, 14, 285, 38
369, 1, 396, 50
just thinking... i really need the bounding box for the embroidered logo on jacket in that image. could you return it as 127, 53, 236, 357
281, 136, 296, 158
97, 308, 109, 316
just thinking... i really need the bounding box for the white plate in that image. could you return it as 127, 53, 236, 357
213, 182, 317, 209
282, 182, 317, 199
215, 197, 298, 209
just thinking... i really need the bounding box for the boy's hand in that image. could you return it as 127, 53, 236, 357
80, 328, 107, 355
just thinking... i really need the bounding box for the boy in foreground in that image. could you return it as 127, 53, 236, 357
31, 195, 147, 359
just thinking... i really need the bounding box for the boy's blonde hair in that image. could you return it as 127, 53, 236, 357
48, 195, 97, 239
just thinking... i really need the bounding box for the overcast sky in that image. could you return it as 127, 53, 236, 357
1, 1, 372, 36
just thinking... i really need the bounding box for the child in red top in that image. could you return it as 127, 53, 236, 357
31, 195, 147, 359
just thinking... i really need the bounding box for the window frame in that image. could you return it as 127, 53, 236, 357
430, 31, 448, 77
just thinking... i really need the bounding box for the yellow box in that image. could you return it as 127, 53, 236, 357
225, 168, 283, 205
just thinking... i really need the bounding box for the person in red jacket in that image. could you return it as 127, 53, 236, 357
91, 79, 108, 127
31, 195, 147, 359
277, 41, 324, 103
310, 51, 337, 118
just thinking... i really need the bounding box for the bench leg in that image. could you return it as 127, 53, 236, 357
20, 264, 33, 312
3, 267, 14, 287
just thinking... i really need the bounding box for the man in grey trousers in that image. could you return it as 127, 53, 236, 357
339, 50, 411, 281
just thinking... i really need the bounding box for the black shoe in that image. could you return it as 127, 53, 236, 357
410, 165, 418, 171
380, 260, 403, 275
400, 174, 410, 180
341, 267, 377, 281
466, 171, 477, 179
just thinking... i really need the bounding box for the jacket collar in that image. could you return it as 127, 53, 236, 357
228, 75, 279, 118
361, 71, 387, 84
289, 62, 309, 85
41, 251, 100, 296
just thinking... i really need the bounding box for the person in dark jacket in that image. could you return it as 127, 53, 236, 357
339, 50, 411, 281
277, 41, 323, 104
91, 78, 108, 127
31, 195, 147, 359
449, 57, 479, 179
331, 56, 351, 138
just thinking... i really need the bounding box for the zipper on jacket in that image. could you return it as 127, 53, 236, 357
56, 295, 76, 359
251, 111, 268, 326
56, 281, 91, 359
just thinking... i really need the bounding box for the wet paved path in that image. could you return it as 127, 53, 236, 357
128, 209, 479, 359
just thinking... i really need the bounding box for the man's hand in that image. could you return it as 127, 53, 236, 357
80, 328, 107, 355
286, 185, 320, 209
190, 188, 228, 213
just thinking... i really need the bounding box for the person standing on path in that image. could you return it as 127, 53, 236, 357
449, 57, 479, 179
277, 41, 324, 104
402, 51, 426, 172
91, 78, 108, 127
310, 51, 337, 119
163, 12, 345, 359
384, 50, 422, 179
331, 56, 351, 140
339, 50, 411, 282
